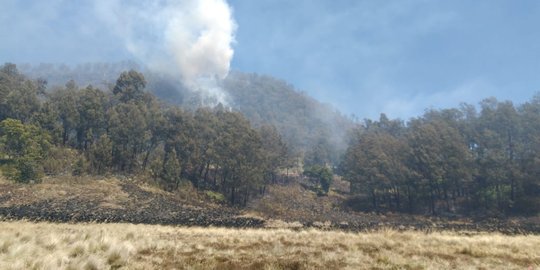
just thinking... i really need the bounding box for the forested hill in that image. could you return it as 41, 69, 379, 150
224, 72, 354, 164
19, 62, 355, 164
5, 62, 540, 217
0, 63, 292, 205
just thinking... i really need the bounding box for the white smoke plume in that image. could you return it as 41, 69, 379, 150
94, 0, 237, 106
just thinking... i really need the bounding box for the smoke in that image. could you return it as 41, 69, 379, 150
94, 0, 237, 106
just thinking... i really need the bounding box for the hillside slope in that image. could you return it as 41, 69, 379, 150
224, 72, 354, 162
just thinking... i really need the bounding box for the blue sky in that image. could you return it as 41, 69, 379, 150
1, 0, 540, 119
228, 0, 540, 119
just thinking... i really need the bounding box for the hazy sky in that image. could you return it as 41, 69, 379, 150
1, 0, 540, 119
228, 0, 540, 119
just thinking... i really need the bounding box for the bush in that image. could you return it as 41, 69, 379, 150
42, 146, 78, 175
205, 191, 226, 203
72, 157, 88, 176
1, 158, 42, 183
0, 119, 50, 183
303, 165, 333, 195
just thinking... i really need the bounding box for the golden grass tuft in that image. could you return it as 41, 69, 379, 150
0, 221, 539, 269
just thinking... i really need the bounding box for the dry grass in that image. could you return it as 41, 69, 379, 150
0, 221, 539, 269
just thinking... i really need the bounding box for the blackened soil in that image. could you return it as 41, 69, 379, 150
0, 181, 264, 228
0, 180, 538, 234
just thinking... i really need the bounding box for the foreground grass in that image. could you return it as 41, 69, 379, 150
0, 221, 538, 269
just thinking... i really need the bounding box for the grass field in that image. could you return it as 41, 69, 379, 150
0, 221, 538, 270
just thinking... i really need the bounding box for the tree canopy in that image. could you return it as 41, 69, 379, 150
341, 101, 540, 215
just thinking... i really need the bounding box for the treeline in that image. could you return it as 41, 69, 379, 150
341, 100, 540, 215
0, 63, 290, 205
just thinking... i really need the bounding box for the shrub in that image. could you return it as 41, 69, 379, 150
42, 146, 78, 175
72, 156, 88, 176
205, 191, 226, 203
0, 118, 50, 183
303, 165, 333, 195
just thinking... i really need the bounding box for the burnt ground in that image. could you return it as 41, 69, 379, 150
248, 177, 540, 234
0, 176, 539, 234
0, 177, 263, 228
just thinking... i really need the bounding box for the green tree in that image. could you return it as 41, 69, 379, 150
0, 118, 50, 182
113, 70, 146, 103
517, 94, 540, 213
159, 148, 182, 191
407, 110, 472, 214
162, 107, 196, 184
0, 64, 41, 123
76, 86, 107, 150
214, 110, 265, 204
259, 124, 289, 184
48, 81, 80, 145
473, 98, 523, 212
108, 102, 149, 172
88, 134, 113, 174
193, 108, 219, 187
304, 137, 332, 167
341, 127, 410, 210
303, 165, 333, 195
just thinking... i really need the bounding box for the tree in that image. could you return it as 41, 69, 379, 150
193, 107, 219, 187
108, 102, 149, 172
76, 86, 107, 150
304, 137, 332, 167
259, 124, 289, 184
159, 148, 182, 191
341, 127, 410, 211
303, 165, 333, 195
471, 99, 524, 213
407, 112, 471, 214
516, 95, 540, 213
214, 110, 265, 205
88, 134, 113, 174
0, 118, 50, 182
0, 64, 41, 123
48, 82, 79, 145
113, 70, 146, 103
162, 107, 196, 184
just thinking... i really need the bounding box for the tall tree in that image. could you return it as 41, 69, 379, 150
113, 70, 146, 103
0, 64, 41, 123
76, 86, 107, 150
0, 119, 50, 182
108, 102, 149, 172
48, 81, 80, 145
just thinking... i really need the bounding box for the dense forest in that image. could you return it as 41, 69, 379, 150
19, 62, 354, 165
341, 101, 540, 216
2, 62, 540, 216
0, 63, 291, 205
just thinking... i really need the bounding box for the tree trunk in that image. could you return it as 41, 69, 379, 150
395, 186, 401, 211
203, 162, 210, 184
62, 127, 68, 145
142, 140, 156, 170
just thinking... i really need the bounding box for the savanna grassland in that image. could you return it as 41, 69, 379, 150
0, 221, 539, 270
